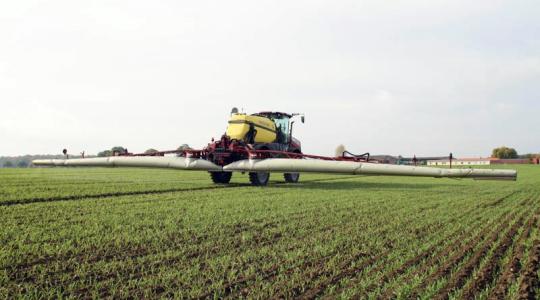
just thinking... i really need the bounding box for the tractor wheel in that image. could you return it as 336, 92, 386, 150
210, 172, 232, 184
249, 172, 270, 186
284, 173, 300, 183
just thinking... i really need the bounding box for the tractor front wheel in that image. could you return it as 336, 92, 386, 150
249, 172, 270, 186
210, 172, 232, 184
284, 173, 300, 183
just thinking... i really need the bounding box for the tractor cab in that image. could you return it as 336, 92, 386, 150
253, 112, 292, 144
226, 110, 304, 146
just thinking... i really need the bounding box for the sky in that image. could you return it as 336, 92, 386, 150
0, 0, 539, 157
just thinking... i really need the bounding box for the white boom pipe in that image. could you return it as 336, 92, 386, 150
32, 157, 223, 171
223, 159, 517, 181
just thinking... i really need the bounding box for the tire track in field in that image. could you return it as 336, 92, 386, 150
479, 191, 518, 208
0, 185, 244, 206
432, 213, 526, 300
488, 213, 538, 300
405, 208, 523, 299
0, 176, 360, 206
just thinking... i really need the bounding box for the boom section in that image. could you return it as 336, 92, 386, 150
223, 159, 517, 181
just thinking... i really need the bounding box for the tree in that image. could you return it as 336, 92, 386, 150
97, 146, 127, 157
3, 161, 13, 168
177, 144, 191, 151
17, 161, 28, 168
144, 149, 159, 155
97, 150, 112, 157
491, 146, 518, 159
111, 146, 126, 154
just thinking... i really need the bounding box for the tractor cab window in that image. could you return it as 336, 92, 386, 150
273, 117, 290, 143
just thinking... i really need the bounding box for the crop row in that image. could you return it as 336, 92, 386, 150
1, 165, 539, 298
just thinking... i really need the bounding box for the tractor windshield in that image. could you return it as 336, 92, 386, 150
273, 117, 290, 143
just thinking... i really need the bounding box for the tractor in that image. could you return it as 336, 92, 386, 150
204, 109, 305, 185
33, 109, 518, 184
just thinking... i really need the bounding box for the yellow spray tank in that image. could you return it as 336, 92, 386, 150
226, 113, 277, 143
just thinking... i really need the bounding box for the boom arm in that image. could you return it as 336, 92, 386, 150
224, 159, 517, 180
32, 156, 222, 171
33, 156, 517, 181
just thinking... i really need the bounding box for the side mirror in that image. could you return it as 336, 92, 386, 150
301, 116, 305, 123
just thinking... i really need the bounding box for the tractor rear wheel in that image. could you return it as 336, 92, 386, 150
249, 172, 270, 186
284, 173, 300, 183
210, 172, 232, 184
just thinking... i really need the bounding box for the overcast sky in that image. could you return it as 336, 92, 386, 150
1, 0, 539, 157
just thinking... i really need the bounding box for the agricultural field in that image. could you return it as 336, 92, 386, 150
0, 165, 539, 299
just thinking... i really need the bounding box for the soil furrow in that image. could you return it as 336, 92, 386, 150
488, 214, 538, 300
460, 213, 531, 299
405, 209, 521, 299
283, 199, 513, 299
432, 215, 525, 300
517, 240, 540, 300
332, 198, 515, 299
4, 200, 355, 273
361, 213, 492, 299
217, 208, 437, 300
290, 219, 450, 299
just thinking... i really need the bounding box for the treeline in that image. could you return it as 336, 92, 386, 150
491, 146, 539, 160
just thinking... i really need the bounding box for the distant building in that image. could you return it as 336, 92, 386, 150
399, 156, 450, 165
427, 157, 530, 166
